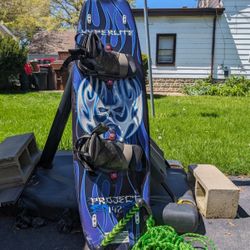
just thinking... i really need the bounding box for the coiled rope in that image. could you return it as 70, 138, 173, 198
101, 203, 217, 250
132, 215, 217, 250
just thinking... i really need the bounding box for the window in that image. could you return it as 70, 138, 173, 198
156, 34, 176, 65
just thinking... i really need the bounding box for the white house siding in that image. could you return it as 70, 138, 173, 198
136, 1, 250, 80
135, 15, 215, 79
214, 0, 250, 79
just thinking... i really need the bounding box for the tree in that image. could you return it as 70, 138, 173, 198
50, 0, 135, 28
0, 0, 56, 41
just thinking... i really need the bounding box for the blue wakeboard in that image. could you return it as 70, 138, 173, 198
72, 1, 150, 249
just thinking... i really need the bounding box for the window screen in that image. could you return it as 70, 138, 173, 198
156, 34, 176, 65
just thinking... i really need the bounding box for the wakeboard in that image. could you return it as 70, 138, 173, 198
72, 1, 150, 249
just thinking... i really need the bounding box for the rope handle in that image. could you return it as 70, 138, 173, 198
100, 203, 140, 248
100, 199, 151, 248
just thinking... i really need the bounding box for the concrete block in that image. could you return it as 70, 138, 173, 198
0, 133, 40, 190
193, 164, 240, 219
0, 186, 24, 207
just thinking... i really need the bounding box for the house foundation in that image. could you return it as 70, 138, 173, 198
146, 78, 196, 94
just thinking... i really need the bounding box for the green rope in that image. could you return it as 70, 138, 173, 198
101, 204, 140, 247
101, 203, 217, 250
132, 216, 217, 250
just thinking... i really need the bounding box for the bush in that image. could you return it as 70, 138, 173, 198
0, 36, 27, 89
142, 53, 148, 79
183, 76, 250, 97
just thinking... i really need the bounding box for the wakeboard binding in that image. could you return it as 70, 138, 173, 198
63, 31, 137, 81
75, 123, 143, 173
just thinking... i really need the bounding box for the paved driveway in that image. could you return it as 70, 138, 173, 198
0, 161, 249, 250
202, 177, 250, 250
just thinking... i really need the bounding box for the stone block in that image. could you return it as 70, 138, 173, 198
0, 133, 40, 191
193, 164, 240, 219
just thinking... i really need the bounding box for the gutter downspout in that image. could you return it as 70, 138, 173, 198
211, 14, 217, 80
144, 0, 155, 117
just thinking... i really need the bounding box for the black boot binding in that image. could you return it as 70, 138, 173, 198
75, 124, 142, 173
62, 32, 137, 80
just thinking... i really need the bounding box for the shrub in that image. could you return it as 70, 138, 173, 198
183, 76, 250, 97
0, 36, 27, 89
183, 77, 212, 96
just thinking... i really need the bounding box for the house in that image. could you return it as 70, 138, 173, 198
135, 0, 250, 92
28, 30, 77, 90
28, 30, 75, 60
29, 0, 250, 93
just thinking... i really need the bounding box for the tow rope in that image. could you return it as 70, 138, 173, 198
101, 202, 217, 250
133, 216, 216, 250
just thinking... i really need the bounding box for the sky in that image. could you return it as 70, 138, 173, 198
135, 0, 198, 8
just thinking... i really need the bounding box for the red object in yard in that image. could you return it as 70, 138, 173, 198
24, 63, 33, 75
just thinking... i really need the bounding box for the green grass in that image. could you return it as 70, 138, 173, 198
0, 92, 249, 175
0, 92, 72, 151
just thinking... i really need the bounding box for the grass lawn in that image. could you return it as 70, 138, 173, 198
0, 92, 249, 175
